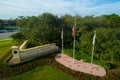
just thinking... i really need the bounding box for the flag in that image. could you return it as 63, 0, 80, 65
72, 19, 76, 63
72, 26, 75, 38
61, 28, 63, 39
92, 31, 96, 45
91, 30, 96, 69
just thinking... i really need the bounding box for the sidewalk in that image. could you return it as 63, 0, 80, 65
55, 53, 106, 77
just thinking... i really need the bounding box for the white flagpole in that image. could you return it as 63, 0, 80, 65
90, 30, 96, 70
73, 19, 76, 63
61, 27, 63, 54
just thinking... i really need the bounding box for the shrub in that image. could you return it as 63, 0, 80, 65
11, 32, 25, 42
2, 54, 13, 66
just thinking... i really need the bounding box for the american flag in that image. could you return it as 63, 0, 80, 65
72, 26, 75, 38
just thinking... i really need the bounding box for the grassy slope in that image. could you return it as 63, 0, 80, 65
11, 65, 76, 80
0, 40, 76, 80
0, 39, 17, 58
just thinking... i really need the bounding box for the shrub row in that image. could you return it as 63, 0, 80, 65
0, 50, 12, 66
0, 51, 120, 80
2, 53, 12, 66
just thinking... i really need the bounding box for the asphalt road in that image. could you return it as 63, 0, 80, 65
0, 32, 17, 39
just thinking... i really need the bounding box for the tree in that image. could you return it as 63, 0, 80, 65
11, 32, 25, 42
0, 19, 3, 30
14, 13, 120, 65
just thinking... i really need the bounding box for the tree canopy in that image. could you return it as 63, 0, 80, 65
11, 13, 120, 69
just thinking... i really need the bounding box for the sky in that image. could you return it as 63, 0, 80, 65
0, 0, 120, 19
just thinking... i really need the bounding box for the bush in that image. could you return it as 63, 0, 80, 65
11, 32, 25, 42
94, 60, 110, 70
64, 49, 73, 57
2, 54, 13, 66
0, 50, 12, 66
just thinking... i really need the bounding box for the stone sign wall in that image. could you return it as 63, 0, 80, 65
11, 41, 59, 63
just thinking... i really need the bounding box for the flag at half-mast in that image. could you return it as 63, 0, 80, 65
61, 27, 63, 39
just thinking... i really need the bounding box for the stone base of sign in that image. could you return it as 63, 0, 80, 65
9, 57, 21, 64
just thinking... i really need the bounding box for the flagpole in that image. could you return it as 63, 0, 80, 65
90, 30, 96, 70
73, 19, 76, 63
62, 27, 63, 54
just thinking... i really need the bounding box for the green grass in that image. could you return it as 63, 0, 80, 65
10, 65, 76, 80
0, 38, 12, 41
0, 39, 17, 58
63, 49, 73, 57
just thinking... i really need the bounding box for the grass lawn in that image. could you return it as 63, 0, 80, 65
10, 65, 76, 80
0, 39, 17, 58
0, 40, 76, 80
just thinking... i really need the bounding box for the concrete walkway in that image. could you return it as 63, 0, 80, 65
55, 54, 106, 77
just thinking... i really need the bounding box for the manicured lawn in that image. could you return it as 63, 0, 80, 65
0, 39, 17, 58
11, 65, 76, 80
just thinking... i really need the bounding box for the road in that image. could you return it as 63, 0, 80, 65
0, 32, 17, 39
